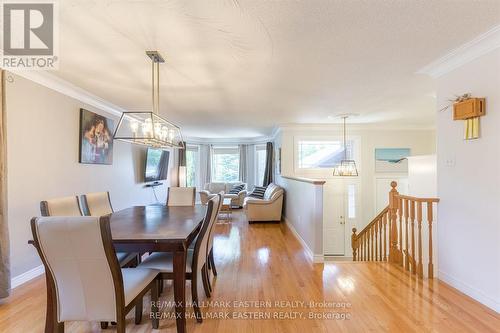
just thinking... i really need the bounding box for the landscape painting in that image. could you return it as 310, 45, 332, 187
375, 148, 410, 173
79, 109, 114, 165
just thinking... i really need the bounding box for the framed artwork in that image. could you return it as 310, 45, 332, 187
79, 108, 114, 165
375, 148, 410, 173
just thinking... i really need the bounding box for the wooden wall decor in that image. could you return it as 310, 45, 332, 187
452, 97, 486, 140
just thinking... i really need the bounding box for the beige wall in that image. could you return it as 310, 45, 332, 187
6, 74, 176, 277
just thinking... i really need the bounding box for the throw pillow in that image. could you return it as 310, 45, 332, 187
249, 186, 266, 199
229, 184, 245, 194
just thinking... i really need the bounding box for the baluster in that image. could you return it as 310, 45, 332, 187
371, 227, 374, 261
351, 228, 358, 261
417, 201, 423, 278
398, 197, 403, 266
374, 219, 379, 261
427, 201, 434, 278
410, 200, 416, 274
404, 199, 410, 271
363, 232, 366, 261
378, 217, 383, 261
383, 213, 387, 261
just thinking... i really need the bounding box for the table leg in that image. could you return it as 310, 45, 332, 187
173, 249, 187, 333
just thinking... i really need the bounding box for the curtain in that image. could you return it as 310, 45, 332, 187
239, 144, 248, 183
0, 70, 10, 298
199, 144, 212, 187
262, 141, 273, 186
177, 141, 186, 186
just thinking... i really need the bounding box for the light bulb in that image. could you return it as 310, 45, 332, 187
154, 122, 162, 139
130, 120, 139, 133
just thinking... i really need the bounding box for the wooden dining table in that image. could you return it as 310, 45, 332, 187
110, 204, 207, 333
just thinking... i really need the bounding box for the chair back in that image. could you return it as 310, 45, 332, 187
207, 191, 224, 254
40, 196, 83, 217
167, 187, 196, 206
30, 216, 122, 322
81, 191, 113, 216
192, 194, 221, 279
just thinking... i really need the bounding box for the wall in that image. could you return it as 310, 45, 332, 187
436, 49, 500, 312
6, 74, 176, 278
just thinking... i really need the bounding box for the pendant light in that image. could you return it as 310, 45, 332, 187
332, 116, 358, 176
113, 51, 184, 149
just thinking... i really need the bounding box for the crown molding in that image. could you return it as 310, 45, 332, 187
7, 70, 126, 117
418, 24, 500, 78
277, 123, 435, 132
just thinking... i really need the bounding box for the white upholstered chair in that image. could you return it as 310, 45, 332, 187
80, 191, 139, 268
167, 187, 196, 206
30, 216, 159, 333
205, 191, 224, 296
81, 191, 113, 216
243, 183, 284, 222
40, 196, 82, 217
138, 194, 221, 323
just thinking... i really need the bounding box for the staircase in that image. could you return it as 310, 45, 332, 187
351, 181, 439, 278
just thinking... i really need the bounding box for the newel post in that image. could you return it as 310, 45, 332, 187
351, 228, 358, 261
388, 181, 401, 264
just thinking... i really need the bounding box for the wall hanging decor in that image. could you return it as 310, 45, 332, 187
79, 109, 114, 165
375, 148, 410, 173
439, 93, 486, 140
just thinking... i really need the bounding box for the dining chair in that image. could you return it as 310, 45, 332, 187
30, 216, 159, 333
167, 187, 196, 206
40, 196, 83, 217
205, 191, 224, 296
80, 191, 114, 216
137, 194, 221, 323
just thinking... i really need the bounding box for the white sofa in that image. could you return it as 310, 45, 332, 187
243, 183, 284, 223
199, 182, 247, 207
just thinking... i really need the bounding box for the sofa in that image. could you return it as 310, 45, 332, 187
199, 182, 247, 207
243, 183, 284, 222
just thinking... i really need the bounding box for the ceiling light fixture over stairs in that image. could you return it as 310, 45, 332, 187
333, 115, 358, 177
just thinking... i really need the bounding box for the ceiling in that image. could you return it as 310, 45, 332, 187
55, 0, 500, 139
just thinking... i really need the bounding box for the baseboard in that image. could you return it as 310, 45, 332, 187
283, 216, 323, 263
11, 265, 45, 290
439, 270, 500, 313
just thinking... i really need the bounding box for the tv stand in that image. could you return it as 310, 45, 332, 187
144, 181, 163, 188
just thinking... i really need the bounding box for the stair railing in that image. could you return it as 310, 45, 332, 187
352, 181, 439, 278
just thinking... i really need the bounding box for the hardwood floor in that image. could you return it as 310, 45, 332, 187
0, 210, 498, 332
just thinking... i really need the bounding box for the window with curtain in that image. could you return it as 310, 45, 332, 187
212, 146, 239, 182
297, 140, 354, 169
255, 144, 266, 186
186, 145, 199, 187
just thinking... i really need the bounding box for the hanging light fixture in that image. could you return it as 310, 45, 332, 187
332, 116, 358, 176
113, 51, 184, 149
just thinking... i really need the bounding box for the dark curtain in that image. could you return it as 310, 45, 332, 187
177, 141, 186, 186
262, 141, 273, 186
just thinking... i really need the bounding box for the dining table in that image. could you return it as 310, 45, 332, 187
110, 204, 207, 333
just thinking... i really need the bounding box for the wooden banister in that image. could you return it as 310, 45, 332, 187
351, 181, 439, 279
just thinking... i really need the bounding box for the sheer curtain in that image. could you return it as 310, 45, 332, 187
177, 141, 186, 186
239, 144, 248, 183
0, 70, 10, 298
199, 144, 212, 188
262, 142, 274, 186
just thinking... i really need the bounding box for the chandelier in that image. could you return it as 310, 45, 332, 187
332, 116, 358, 176
113, 51, 184, 149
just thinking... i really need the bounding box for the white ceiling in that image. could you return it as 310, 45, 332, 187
55, 0, 500, 138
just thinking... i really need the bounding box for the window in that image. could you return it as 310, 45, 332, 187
255, 145, 266, 186
185, 145, 199, 188
297, 140, 354, 169
212, 146, 239, 182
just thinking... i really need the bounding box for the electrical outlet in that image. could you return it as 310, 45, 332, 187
445, 158, 456, 168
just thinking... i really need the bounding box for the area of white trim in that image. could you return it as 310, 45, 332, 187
7, 70, 126, 117
439, 270, 500, 313
418, 25, 500, 78
10, 265, 45, 290
283, 216, 323, 263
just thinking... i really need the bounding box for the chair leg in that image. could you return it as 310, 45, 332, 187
209, 249, 217, 276
201, 264, 211, 298
191, 271, 203, 323
100, 322, 108, 329
151, 280, 159, 329
135, 298, 143, 324
158, 279, 164, 296
116, 315, 126, 333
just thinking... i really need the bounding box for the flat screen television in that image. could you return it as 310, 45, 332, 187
144, 148, 170, 182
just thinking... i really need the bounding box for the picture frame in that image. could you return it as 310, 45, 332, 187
79, 108, 114, 165
375, 148, 410, 173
